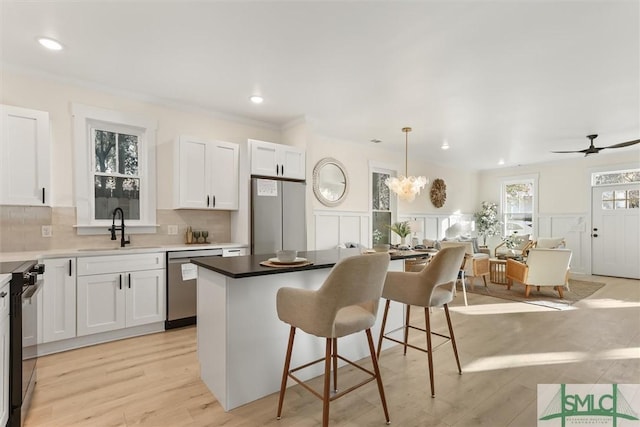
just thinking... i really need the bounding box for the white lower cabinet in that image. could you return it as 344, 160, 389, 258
0, 282, 10, 426
42, 258, 76, 343
77, 253, 165, 337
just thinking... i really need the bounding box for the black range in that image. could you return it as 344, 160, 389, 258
1, 260, 44, 427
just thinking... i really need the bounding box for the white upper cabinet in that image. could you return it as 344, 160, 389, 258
249, 139, 305, 180
174, 136, 239, 210
0, 105, 51, 206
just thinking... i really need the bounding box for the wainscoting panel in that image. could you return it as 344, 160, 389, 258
538, 214, 588, 274
400, 214, 475, 241
314, 210, 590, 274
314, 210, 370, 250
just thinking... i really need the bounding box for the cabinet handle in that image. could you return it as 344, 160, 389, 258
281, 165, 284, 176
42, 188, 45, 204
276, 164, 279, 175
119, 274, 122, 290
128, 273, 131, 289
213, 195, 216, 207
0, 292, 6, 298
68, 259, 72, 277
207, 195, 210, 207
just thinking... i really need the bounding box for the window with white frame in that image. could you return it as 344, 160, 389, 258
371, 166, 395, 245
501, 175, 538, 237
73, 104, 157, 234
593, 169, 640, 210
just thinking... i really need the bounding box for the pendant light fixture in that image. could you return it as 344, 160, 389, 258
385, 127, 428, 202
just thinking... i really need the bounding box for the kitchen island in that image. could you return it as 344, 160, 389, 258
192, 248, 429, 411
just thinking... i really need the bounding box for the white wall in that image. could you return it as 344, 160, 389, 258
1, 70, 282, 210
477, 153, 640, 273
4, 69, 637, 270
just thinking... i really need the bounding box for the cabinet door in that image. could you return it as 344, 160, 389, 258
209, 141, 239, 210
0, 105, 51, 206
176, 136, 209, 209
125, 269, 165, 327
0, 284, 9, 427
280, 145, 305, 180
77, 273, 125, 336
42, 258, 77, 343
250, 140, 279, 177
0, 315, 8, 427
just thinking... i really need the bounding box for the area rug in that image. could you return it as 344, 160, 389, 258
464, 278, 606, 310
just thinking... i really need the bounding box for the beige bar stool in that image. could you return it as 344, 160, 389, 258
376, 246, 466, 398
276, 252, 391, 427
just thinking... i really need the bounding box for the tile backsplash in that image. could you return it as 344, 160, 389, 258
0, 205, 232, 252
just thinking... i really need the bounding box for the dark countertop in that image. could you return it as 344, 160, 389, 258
191, 248, 433, 279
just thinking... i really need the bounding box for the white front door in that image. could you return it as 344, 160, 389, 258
591, 183, 640, 279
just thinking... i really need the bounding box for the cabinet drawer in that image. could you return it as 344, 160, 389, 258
77, 253, 165, 276
0, 282, 9, 319
222, 248, 246, 257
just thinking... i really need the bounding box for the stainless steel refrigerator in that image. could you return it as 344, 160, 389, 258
251, 177, 306, 255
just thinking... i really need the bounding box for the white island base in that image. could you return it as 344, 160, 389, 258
196, 259, 405, 411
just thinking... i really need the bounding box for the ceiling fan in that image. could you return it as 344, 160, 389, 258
552, 134, 640, 156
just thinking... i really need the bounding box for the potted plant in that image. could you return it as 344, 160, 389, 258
387, 221, 411, 245
474, 201, 502, 246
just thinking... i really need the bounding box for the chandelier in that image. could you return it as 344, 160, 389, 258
385, 127, 428, 202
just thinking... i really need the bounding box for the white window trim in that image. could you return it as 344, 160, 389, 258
72, 103, 157, 235
369, 160, 398, 246
499, 173, 539, 238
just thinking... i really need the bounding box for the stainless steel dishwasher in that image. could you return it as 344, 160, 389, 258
166, 249, 222, 329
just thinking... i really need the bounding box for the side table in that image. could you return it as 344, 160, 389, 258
489, 258, 508, 285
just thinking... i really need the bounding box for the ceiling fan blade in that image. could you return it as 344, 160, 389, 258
602, 139, 640, 149
550, 149, 589, 154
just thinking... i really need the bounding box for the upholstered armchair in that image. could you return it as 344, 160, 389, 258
505, 248, 572, 297
534, 237, 566, 249
494, 234, 534, 258
439, 240, 490, 288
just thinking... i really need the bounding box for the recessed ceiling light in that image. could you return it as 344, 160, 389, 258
250, 95, 264, 104
37, 37, 63, 51
498, 158, 505, 165
441, 140, 450, 150
370, 138, 382, 144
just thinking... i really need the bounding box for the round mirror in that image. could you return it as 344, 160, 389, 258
313, 157, 348, 207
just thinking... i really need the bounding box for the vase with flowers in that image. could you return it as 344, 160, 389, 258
387, 221, 411, 246
474, 201, 502, 246
502, 231, 520, 256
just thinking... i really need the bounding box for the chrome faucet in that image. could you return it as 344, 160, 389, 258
109, 207, 130, 247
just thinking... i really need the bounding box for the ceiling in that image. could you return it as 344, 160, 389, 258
1, 1, 639, 171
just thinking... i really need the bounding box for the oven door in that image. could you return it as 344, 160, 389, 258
21, 279, 41, 422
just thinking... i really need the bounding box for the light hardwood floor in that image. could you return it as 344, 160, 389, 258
25, 275, 640, 427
